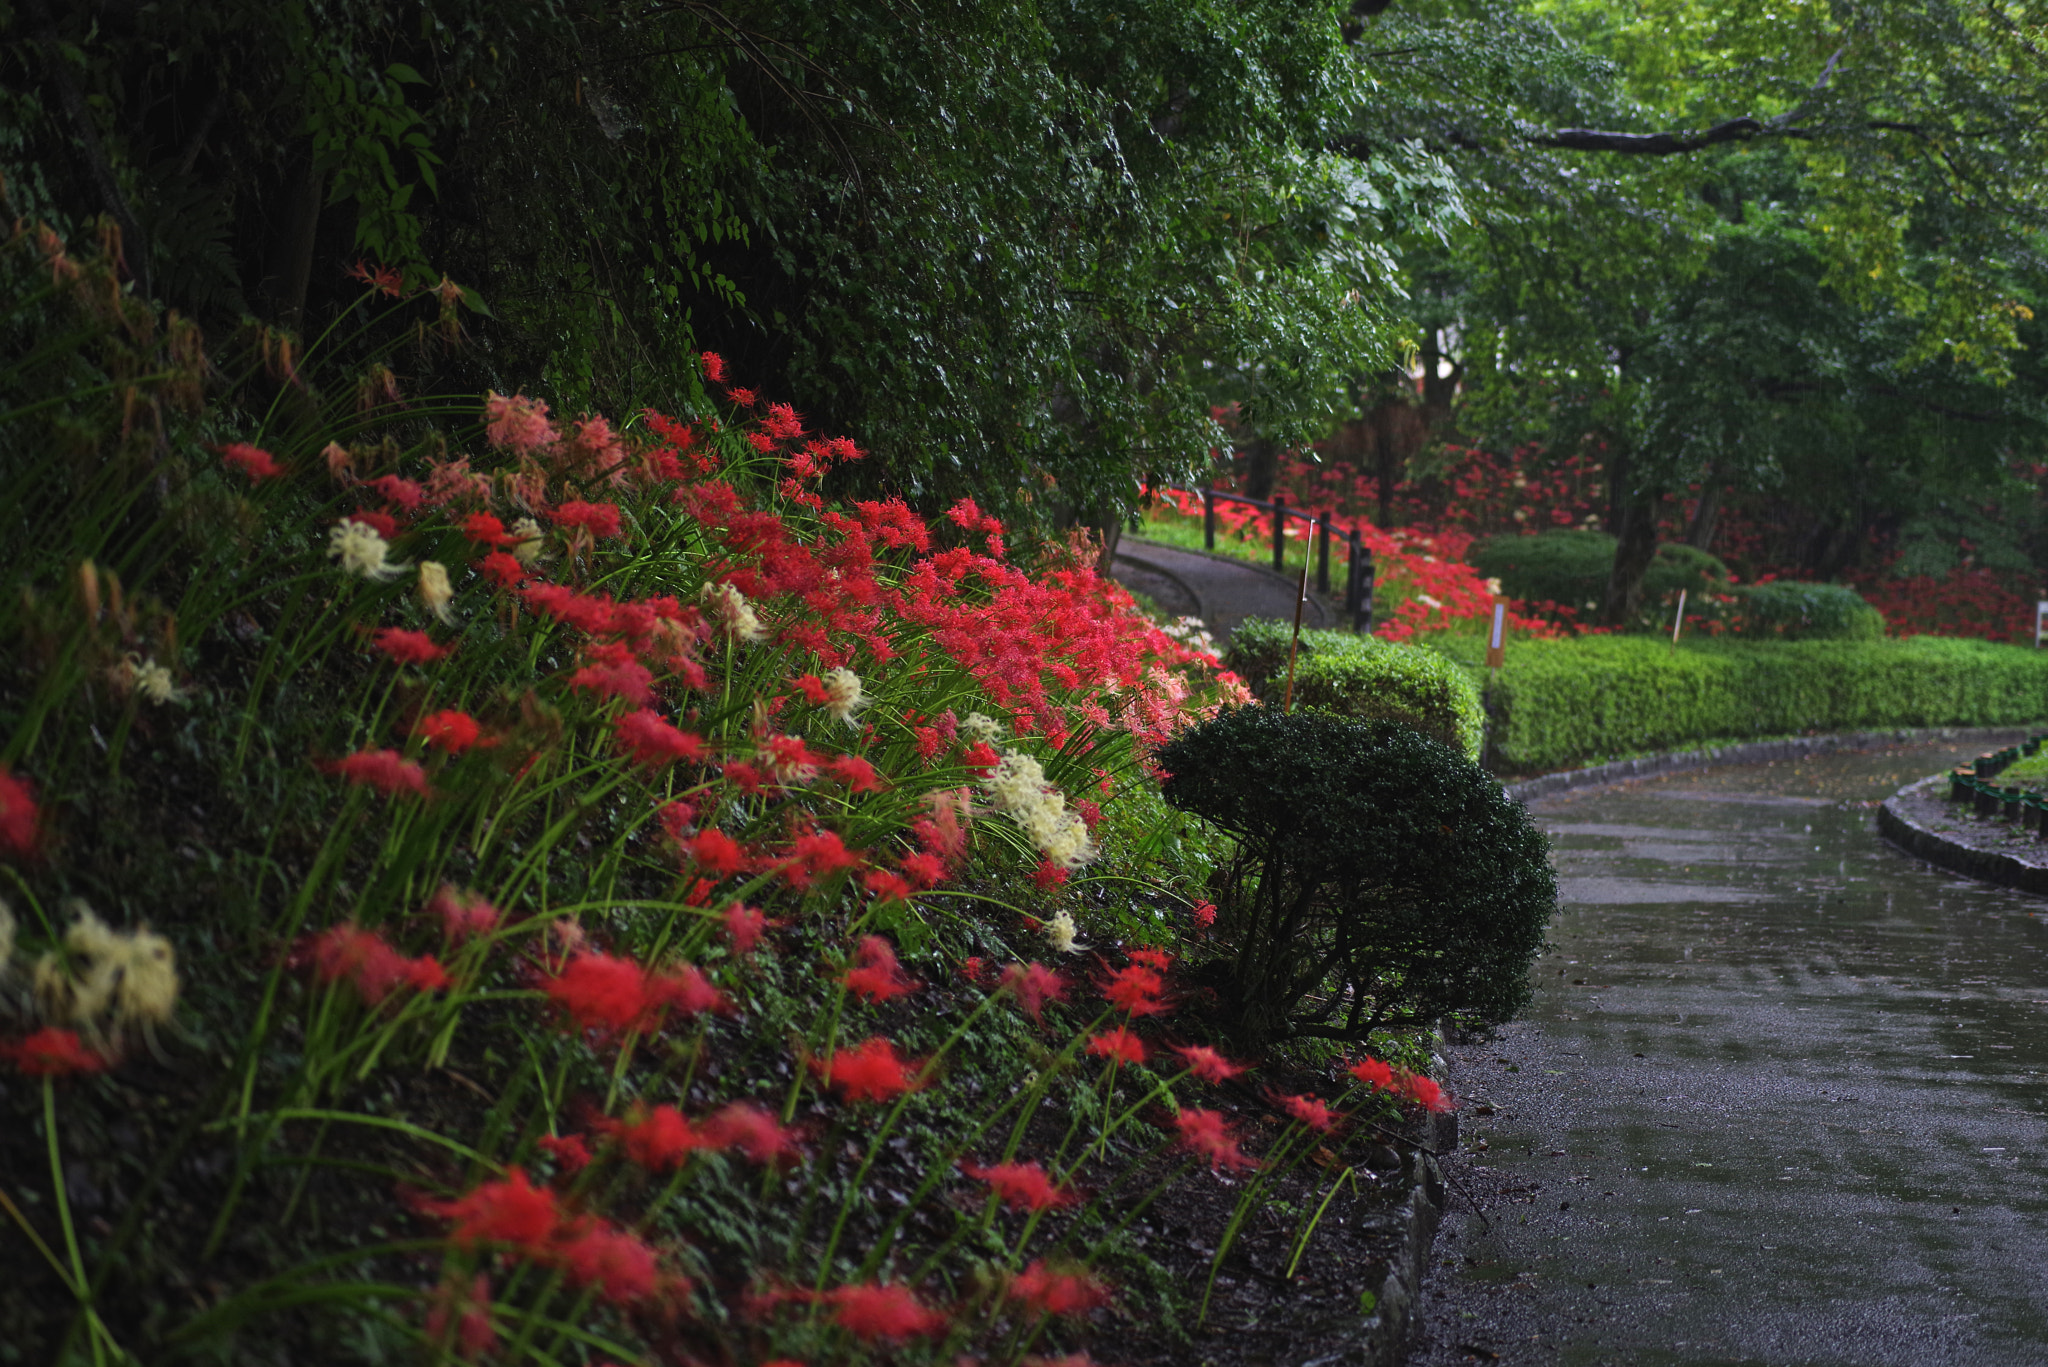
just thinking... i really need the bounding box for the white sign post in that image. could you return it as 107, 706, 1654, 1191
2037, 600, 2048, 648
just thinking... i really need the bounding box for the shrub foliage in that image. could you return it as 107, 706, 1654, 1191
1158, 708, 1556, 1048
1424, 632, 2048, 772
1222, 618, 1485, 758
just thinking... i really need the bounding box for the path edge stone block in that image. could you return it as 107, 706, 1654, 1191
1879, 773, 2048, 897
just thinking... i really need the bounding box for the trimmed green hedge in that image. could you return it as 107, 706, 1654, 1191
1422, 633, 2048, 772
1225, 618, 1485, 759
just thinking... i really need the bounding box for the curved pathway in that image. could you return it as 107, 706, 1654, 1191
1412, 735, 2048, 1366
1110, 536, 1330, 642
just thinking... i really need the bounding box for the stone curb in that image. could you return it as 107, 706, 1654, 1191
1293, 1106, 1456, 1367
1501, 725, 2041, 803
1878, 773, 2048, 898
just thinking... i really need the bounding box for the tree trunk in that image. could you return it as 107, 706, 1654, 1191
1241, 436, 1279, 500
1686, 478, 1723, 551
258, 157, 325, 328
1601, 455, 1661, 626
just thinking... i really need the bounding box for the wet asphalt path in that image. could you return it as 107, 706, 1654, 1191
1411, 738, 2048, 1366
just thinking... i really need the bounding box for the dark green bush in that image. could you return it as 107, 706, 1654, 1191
1467, 531, 1730, 621
1157, 708, 1556, 1048
1222, 618, 1484, 757
1725, 581, 1885, 640
1420, 632, 2048, 772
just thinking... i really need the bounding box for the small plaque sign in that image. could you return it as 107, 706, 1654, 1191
1485, 599, 1507, 669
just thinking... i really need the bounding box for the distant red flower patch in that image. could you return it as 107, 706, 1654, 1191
373, 628, 450, 665
0, 767, 39, 859
1, 1027, 109, 1077
842, 935, 918, 1003
219, 442, 282, 483
327, 749, 430, 797
823, 1036, 923, 1103
416, 709, 482, 754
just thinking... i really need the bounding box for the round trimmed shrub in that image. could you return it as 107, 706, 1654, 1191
1158, 707, 1557, 1048
1726, 581, 1885, 640
1468, 530, 1730, 619
1222, 619, 1484, 758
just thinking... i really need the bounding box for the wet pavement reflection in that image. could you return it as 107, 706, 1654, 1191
1411, 737, 2048, 1366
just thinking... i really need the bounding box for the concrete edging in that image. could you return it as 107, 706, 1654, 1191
1501, 725, 2041, 804
1878, 773, 2048, 898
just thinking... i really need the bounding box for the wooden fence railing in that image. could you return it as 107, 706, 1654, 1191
1150, 485, 1376, 634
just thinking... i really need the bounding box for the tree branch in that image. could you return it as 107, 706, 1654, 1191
1530, 116, 1789, 155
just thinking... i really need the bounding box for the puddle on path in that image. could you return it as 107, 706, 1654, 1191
1411, 736, 2048, 1367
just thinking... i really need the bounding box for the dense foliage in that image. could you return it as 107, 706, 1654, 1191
1337, 0, 2048, 621
0, 0, 1450, 535
1222, 619, 1484, 759
1157, 708, 1555, 1046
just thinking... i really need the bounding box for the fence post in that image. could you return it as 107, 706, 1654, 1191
1203, 486, 1216, 552
1356, 545, 1376, 634
1344, 526, 1361, 622
1272, 496, 1288, 573
1315, 513, 1332, 596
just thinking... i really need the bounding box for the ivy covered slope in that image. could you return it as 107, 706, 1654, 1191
0, 229, 1478, 1366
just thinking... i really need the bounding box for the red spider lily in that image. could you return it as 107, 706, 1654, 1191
614, 709, 709, 768
461, 511, 513, 547
862, 869, 915, 903
424, 1168, 563, 1251
1401, 1073, 1454, 1113
218, 442, 281, 483
962, 1160, 1073, 1211
1030, 858, 1068, 891
553, 1218, 664, 1305
372, 628, 450, 665
759, 733, 822, 785
724, 386, 758, 408
1348, 1057, 1396, 1093
1275, 1092, 1338, 1132
428, 885, 501, 941
348, 259, 404, 296
0, 767, 39, 858
961, 740, 1001, 777
842, 935, 918, 1003
1, 1027, 109, 1076
699, 351, 727, 383
306, 923, 448, 1003
424, 1272, 497, 1360
350, 506, 400, 539
327, 749, 430, 797
1085, 1027, 1146, 1066
784, 826, 863, 891
687, 828, 748, 878
1190, 899, 1217, 929
824, 1282, 946, 1340
478, 551, 526, 588
1000, 962, 1066, 1023
1129, 947, 1172, 972
823, 1036, 923, 1103
484, 391, 558, 453
763, 402, 804, 442
542, 951, 660, 1035
535, 1133, 592, 1172
368, 474, 425, 511
652, 961, 725, 1016
1102, 964, 1169, 1017
567, 645, 655, 706
1174, 1108, 1257, 1172
1008, 1261, 1110, 1317
553, 500, 624, 539
898, 850, 946, 889
724, 903, 768, 954
824, 752, 885, 793
416, 709, 482, 755
1174, 1045, 1246, 1084
594, 1103, 709, 1171
703, 1102, 802, 1164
